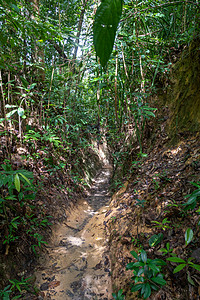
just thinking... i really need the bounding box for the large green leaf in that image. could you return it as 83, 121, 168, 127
152, 275, 166, 285
130, 250, 138, 260
143, 282, 151, 299
191, 264, 200, 271
167, 257, 186, 263
173, 263, 186, 273
185, 228, 193, 246
6, 109, 17, 118
93, 0, 123, 67
14, 174, 20, 192
131, 283, 143, 292
18, 173, 31, 185
140, 250, 147, 263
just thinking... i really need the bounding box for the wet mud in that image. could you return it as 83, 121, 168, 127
35, 168, 113, 300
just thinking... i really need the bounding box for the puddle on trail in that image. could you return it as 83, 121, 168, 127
35, 168, 113, 300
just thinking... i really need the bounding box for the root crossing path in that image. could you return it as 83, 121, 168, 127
35, 168, 113, 300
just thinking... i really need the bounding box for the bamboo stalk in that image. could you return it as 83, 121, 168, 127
0, 70, 9, 156
121, 43, 129, 80
114, 48, 118, 123
48, 63, 55, 109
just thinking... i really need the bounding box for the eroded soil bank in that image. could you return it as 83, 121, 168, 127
106, 133, 200, 300
35, 167, 113, 300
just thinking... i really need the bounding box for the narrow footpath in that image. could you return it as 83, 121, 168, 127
35, 167, 113, 300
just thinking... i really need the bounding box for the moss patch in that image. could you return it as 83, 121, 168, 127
167, 37, 200, 138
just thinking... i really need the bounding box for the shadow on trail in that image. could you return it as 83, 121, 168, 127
86, 168, 111, 211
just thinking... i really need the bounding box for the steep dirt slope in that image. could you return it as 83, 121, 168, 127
104, 38, 200, 299
106, 132, 199, 299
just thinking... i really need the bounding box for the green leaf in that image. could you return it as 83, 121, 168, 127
152, 259, 166, 266
132, 261, 144, 267
185, 195, 197, 205
149, 233, 163, 247
20, 77, 29, 88
152, 275, 166, 286
14, 174, 20, 192
3, 292, 11, 300
140, 250, 147, 263
126, 262, 134, 269
117, 289, 124, 298
1, 164, 7, 171
137, 268, 145, 276
16, 283, 22, 292
18, 173, 31, 185
5, 104, 17, 108
143, 282, 151, 299
190, 182, 200, 188
10, 3, 21, 13
130, 250, 138, 260
29, 83, 37, 90
2, 176, 8, 186
187, 272, 195, 285
144, 110, 155, 117
117, 289, 122, 296
191, 264, 200, 271
93, 0, 123, 67
142, 106, 157, 111
173, 264, 186, 273
131, 283, 143, 292
185, 228, 193, 246
17, 107, 24, 117
188, 257, 195, 263
0, 197, 5, 203
5, 195, 17, 201
6, 109, 17, 118
159, 248, 167, 253
192, 190, 200, 197
148, 263, 160, 273
112, 293, 117, 300
167, 257, 186, 263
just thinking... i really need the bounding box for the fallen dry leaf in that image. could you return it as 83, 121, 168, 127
48, 281, 60, 288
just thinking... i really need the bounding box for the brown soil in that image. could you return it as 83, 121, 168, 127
106, 132, 200, 299
34, 167, 113, 300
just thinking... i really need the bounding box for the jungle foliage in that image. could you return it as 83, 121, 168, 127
0, 0, 199, 170
0, 0, 199, 298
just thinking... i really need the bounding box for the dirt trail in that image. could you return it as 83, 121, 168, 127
35, 167, 113, 300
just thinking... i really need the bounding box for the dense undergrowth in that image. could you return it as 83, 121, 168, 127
0, 117, 104, 298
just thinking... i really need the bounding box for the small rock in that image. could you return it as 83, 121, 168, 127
47, 275, 55, 282
66, 290, 74, 297
40, 282, 49, 291
191, 248, 200, 263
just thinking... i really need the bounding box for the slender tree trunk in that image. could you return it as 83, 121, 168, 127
72, 0, 88, 66
0, 70, 9, 155
31, 0, 45, 82
135, 1, 145, 93
121, 43, 129, 80
114, 48, 119, 124
48, 61, 55, 109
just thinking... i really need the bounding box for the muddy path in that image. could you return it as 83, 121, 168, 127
35, 167, 113, 300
